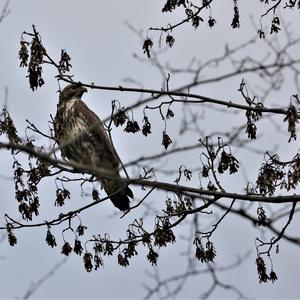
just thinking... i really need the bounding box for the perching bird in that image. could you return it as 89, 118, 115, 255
54, 83, 133, 211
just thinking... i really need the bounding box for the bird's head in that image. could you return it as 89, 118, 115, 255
59, 84, 88, 102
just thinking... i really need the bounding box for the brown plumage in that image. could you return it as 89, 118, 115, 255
54, 83, 133, 211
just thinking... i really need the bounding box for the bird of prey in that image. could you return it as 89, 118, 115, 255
54, 83, 133, 211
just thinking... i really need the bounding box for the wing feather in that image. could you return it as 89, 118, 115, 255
55, 99, 119, 171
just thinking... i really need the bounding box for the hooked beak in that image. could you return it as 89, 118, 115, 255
78, 86, 88, 97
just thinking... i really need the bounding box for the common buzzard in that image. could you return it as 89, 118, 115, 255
54, 84, 133, 211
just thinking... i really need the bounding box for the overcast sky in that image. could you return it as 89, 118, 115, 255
1, 1, 300, 299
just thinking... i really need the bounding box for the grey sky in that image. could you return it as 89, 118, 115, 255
1, 1, 300, 299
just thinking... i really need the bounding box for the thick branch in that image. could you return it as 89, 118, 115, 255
59, 77, 289, 116
1, 142, 300, 205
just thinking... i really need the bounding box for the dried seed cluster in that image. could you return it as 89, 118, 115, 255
194, 238, 217, 263
19, 26, 72, 90
256, 257, 278, 284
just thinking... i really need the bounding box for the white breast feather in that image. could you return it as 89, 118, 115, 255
65, 98, 77, 111
70, 117, 88, 138
64, 99, 89, 138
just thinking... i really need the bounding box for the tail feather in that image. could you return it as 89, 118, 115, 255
101, 177, 133, 211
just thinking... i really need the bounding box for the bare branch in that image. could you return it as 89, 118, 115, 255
22, 258, 67, 300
